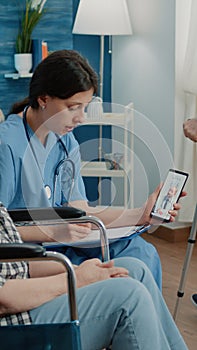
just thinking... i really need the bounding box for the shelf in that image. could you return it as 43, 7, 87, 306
83, 113, 130, 127
79, 106, 134, 208
4, 73, 33, 79
81, 161, 124, 177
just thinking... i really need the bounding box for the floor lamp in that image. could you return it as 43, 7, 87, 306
72, 0, 132, 204
72, 0, 132, 100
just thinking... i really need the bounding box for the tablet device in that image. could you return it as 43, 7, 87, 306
151, 169, 189, 222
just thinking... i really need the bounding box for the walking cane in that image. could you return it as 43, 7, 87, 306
173, 204, 197, 321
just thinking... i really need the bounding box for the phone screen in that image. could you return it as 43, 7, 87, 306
151, 169, 189, 222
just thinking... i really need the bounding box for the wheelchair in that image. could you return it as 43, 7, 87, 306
0, 206, 110, 349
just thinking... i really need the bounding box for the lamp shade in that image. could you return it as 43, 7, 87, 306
72, 0, 132, 35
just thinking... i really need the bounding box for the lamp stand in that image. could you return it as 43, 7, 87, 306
98, 35, 104, 160
98, 35, 105, 205
99, 35, 104, 100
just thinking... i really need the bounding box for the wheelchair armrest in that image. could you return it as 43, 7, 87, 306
0, 243, 44, 259
8, 207, 86, 222
8, 208, 110, 262
0, 243, 78, 321
62, 216, 110, 262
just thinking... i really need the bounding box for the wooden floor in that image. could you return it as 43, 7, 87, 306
142, 232, 197, 350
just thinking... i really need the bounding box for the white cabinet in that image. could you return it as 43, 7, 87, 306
79, 104, 134, 208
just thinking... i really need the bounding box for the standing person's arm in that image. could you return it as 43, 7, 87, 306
183, 119, 197, 142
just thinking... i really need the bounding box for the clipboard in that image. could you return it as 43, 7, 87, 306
43, 224, 152, 249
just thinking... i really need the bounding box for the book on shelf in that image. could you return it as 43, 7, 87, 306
32, 39, 48, 71
42, 41, 48, 59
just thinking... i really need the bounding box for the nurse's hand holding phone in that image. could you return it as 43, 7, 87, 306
151, 169, 188, 222
138, 169, 188, 225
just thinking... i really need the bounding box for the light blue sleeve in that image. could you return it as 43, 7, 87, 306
68, 144, 87, 201
0, 143, 16, 208
60, 134, 87, 205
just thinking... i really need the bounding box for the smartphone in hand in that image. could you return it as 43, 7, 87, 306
151, 169, 189, 222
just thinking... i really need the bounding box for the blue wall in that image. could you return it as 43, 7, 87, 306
0, 0, 112, 205
0, 0, 73, 116
0, 0, 111, 116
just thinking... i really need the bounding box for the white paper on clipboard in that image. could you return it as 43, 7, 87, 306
85, 225, 150, 241
43, 224, 151, 249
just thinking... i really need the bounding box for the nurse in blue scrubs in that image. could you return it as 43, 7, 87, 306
0, 50, 183, 289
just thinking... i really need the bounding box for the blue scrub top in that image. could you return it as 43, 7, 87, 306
0, 114, 87, 209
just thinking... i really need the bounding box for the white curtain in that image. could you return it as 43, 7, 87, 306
175, 0, 197, 222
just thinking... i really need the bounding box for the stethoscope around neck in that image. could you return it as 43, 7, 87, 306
22, 106, 75, 206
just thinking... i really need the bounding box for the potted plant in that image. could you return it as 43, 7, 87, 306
14, 0, 47, 76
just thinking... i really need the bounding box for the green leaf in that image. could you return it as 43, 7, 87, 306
15, 0, 46, 53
